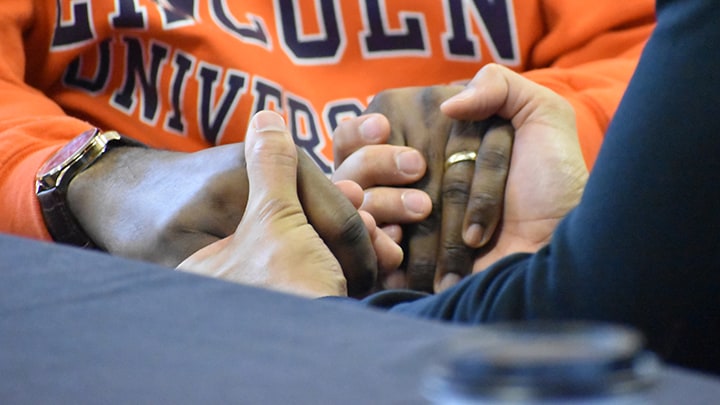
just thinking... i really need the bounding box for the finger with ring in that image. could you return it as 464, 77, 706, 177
445, 150, 478, 170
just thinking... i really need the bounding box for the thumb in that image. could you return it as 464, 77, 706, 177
244, 111, 299, 207
440, 63, 572, 131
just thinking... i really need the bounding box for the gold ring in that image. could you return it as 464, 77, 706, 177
445, 151, 477, 170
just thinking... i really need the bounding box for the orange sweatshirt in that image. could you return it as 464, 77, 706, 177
0, 0, 655, 240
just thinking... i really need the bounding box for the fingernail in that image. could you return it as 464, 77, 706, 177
464, 224, 484, 247
359, 116, 383, 142
442, 87, 476, 107
395, 150, 424, 176
438, 273, 461, 292
401, 190, 431, 215
253, 111, 286, 132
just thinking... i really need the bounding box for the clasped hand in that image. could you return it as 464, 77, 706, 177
333, 64, 588, 292
175, 111, 402, 297
68, 64, 587, 298
68, 112, 400, 298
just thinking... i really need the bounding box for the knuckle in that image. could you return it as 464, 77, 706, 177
442, 178, 470, 205
439, 244, 473, 274
333, 210, 370, 245
454, 119, 487, 136
355, 147, 378, 170
477, 146, 510, 172
468, 191, 502, 218
418, 86, 446, 106
366, 89, 399, 112
333, 119, 354, 146
419, 87, 453, 127
338, 146, 372, 173
413, 210, 441, 235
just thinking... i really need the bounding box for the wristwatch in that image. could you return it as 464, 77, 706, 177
35, 128, 139, 248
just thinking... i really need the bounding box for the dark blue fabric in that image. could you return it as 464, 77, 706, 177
0, 234, 462, 403
373, 0, 720, 374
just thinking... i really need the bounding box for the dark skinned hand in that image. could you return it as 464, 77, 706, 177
66, 116, 397, 297
333, 85, 513, 293
177, 111, 403, 298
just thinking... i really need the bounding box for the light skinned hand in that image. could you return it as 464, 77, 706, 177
333, 128, 431, 240
332, 132, 431, 289
440, 63, 588, 275
177, 111, 388, 297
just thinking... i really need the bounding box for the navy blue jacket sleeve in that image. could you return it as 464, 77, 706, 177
377, 0, 720, 373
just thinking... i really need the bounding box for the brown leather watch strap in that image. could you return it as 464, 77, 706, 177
37, 187, 97, 248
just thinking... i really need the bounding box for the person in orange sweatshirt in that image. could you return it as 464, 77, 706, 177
0, 1, 654, 294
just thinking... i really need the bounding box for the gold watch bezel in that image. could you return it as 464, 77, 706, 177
36, 128, 122, 191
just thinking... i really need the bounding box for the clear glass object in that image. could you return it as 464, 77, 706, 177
423, 321, 660, 404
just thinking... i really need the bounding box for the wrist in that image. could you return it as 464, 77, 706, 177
35, 128, 145, 248
65, 145, 149, 244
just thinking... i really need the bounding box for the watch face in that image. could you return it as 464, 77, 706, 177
38, 128, 99, 175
